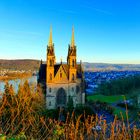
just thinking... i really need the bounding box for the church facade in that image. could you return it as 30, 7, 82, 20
38, 27, 85, 109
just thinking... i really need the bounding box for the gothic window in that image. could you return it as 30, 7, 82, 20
72, 59, 75, 67
50, 59, 52, 66
60, 72, 62, 78
72, 73, 75, 81
49, 101, 51, 106
56, 88, 66, 105
49, 88, 51, 92
76, 85, 80, 93
72, 87, 74, 92
50, 73, 52, 81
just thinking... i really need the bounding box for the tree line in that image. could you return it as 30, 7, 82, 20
96, 75, 140, 96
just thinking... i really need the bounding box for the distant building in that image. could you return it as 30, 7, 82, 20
38, 27, 85, 109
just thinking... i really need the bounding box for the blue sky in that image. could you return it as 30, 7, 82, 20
0, 0, 140, 64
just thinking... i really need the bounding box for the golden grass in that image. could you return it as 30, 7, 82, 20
0, 82, 140, 140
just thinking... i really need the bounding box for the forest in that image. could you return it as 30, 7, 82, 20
96, 75, 140, 96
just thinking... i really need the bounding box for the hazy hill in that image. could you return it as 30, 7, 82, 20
83, 62, 140, 71
0, 59, 40, 71
0, 59, 140, 71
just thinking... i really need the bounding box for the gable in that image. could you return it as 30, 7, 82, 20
54, 65, 69, 83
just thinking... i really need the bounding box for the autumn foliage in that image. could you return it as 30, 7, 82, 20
0, 81, 140, 139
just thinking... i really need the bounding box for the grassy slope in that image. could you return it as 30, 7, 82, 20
87, 94, 126, 103
87, 94, 131, 119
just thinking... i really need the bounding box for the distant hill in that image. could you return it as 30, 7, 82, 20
0, 59, 140, 71
0, 59, 41, 71
83, 62, 140, 71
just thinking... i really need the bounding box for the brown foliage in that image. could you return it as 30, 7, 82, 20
0, 82, 140, 139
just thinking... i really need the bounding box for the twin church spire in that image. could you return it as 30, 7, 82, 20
47, 26, 76, 60
46, 26, 77, 83
48, 26, 75, 48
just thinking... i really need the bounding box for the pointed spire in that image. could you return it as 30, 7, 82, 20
71, 26, 75, 47
80, 60, 82, 65
41, 59, 42, 64
60, 56, 62, 64
80, 60, 83, 71
48, 25, 53, 46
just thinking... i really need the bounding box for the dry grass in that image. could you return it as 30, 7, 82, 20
0, 82, 140, 140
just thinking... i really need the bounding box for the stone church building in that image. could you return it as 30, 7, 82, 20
38, 27, 85, 109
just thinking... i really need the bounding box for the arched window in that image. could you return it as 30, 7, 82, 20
76, 85, 80, 93
72, 73, 75, 81
60, 72, 62, 78
50, 73, 52, 81
72, 59, 75, 67
72, 87, 74, 92
49, 101, 51, 106
49, 88, 51, 92
50, 60, 52, 66
56, 88, 66, 105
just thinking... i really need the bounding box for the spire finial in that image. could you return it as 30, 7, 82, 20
48, 25, 53, 46
71, 26, 75, 47
41, 59, 42, 64
61, 56, 62, 64
80, 60, 82, 65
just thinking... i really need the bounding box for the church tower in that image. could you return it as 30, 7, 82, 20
39, 27, 85, 109
46, 27, 56, 83
67, 27, 77, 82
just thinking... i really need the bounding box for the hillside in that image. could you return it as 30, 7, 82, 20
0, 59, 40, 71
0, 59, 140, 71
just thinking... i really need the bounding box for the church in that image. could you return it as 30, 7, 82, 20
38, 27, 85, 109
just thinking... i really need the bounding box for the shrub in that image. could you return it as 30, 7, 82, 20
0, 81, 140, 139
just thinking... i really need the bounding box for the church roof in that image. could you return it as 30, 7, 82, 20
38, 63, 83, 82
38, 64, 46, 82
54, 64, 60, 76
77, 64, 81, 72
77, 64, 83, 78
62, 64, 69, 77
54, 64, 69, 78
